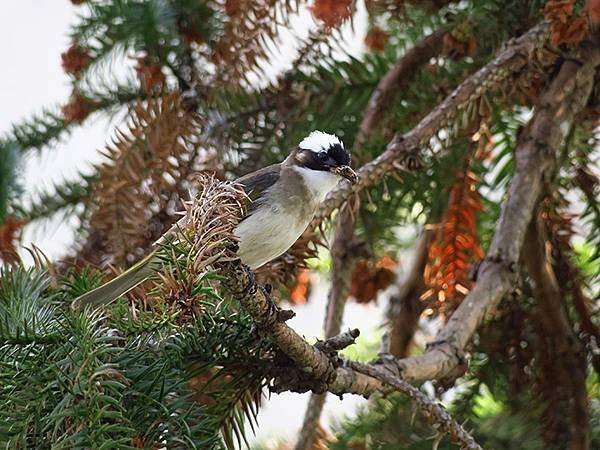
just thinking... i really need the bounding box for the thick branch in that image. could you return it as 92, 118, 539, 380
355, 29, 446, 149
218, 260, 385, 395
219, 258, 482, 448
524, 214, 590, 450
388, 229, 432, 357
310, 22, 551, 228
379, 44, 600, 383
349, 361, 483, 450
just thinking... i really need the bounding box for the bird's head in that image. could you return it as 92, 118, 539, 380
293, 131, 358, 184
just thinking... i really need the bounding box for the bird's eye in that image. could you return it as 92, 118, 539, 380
318, 151, 328, 161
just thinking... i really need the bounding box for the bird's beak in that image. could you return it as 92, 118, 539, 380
331, 165, 358, 184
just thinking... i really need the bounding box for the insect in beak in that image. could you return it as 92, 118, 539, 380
331, 165, 358, 184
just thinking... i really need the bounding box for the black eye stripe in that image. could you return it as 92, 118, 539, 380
327, 143, 350, 166
296, 143, 350, 171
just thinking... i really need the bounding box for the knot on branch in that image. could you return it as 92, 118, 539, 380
393, 146, 423, 172
485, 249, 518, 273
269, 329, 362, 395
315, 328, 360, 353
219, 261, 295, 330
271, 368, 331, 395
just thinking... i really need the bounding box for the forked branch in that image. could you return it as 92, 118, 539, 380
215, 35, 598, 448
387, 43, 600, 383
310, 22, 551, 228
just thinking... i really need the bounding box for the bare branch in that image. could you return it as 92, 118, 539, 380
524, 213, 590, 449
349, 361, 483, 450
388, 229, 432, 357
380, 42, 600, 383
310, 22, 551, 228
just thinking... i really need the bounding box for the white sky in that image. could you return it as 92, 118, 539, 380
0, 2, 387, 448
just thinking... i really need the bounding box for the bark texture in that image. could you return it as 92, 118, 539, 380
388, 229, 432, 357
310, 23, 551, 228
217, 23, 599, 450
524, 214, 590, 450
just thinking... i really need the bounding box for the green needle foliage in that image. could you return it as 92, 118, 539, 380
0, 264, 277, 449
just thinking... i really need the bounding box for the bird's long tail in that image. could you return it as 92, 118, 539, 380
71, 251, 161, 310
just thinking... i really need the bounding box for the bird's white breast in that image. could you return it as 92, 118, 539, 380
291, 166, 341, 202
234, 166, 340, 269
234, 202, 308, 269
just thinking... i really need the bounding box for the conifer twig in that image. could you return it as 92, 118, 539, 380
348, 361, 483, 450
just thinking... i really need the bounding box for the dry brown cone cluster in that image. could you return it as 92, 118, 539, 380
423, 175, 483, 315
364, 26, 389, 52
134, 56, 166, 92
423, 128, 491, 316
61, 43, 91, 78
150, 174, 247, 320
79, 93, 209, 269
309, 0, 352, 28
0, 216, 24, 266
212, 0, 300, 83
349, 255, 397, 303
62, 91, 98, 124
544, 0, 588, 46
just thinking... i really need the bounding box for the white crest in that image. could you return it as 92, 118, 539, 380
298, 131, 343, 153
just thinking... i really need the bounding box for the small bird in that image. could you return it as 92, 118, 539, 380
71, 131, 357, 310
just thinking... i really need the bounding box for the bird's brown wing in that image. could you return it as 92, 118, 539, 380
235, 163, 281, 212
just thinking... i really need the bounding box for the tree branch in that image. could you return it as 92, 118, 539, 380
388, 229, 432, 357
218, 258, 482, 448
349, 361, 483, 450
524, 212, 590, 450
217, 260, 384, 395
310, 22, 551, 229
375, 42, 600, 383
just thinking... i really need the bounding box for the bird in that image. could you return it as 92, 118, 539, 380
71, 131, 358, 310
